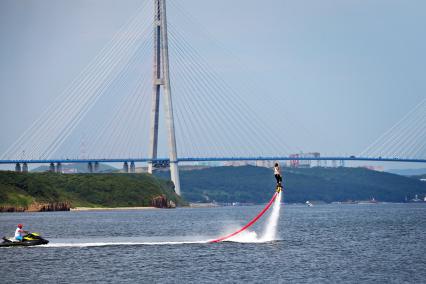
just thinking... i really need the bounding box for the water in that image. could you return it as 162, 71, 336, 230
1, 202, 425, 283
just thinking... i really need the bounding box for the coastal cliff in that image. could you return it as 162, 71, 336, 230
0, 201, 71, 212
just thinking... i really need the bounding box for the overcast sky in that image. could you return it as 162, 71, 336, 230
0, 0, 425, 168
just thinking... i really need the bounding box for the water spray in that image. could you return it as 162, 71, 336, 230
209, 190, 281, 243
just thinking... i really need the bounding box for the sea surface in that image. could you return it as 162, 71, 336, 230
1, 202, 425, 283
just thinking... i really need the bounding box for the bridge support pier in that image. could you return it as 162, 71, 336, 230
123, 162, 129, 173
169, 161, 180, 194
56, 162, 62, 173
49, 163, 55, 172
87, 162, 93, 173
22, 163, 28, 173
15, 163, 21, 172
147, 0, 181, 195
130, 161, 135, 173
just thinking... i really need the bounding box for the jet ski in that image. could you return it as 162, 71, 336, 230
1, 233, 49, 247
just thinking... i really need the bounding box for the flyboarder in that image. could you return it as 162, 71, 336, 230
274, 162, 283, 192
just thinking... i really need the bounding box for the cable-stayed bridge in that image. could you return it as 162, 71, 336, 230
1, 0, 426, 195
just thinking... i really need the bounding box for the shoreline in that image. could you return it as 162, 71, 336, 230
70, 206, 158, 211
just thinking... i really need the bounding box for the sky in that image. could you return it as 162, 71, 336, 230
0, 0, 425, 168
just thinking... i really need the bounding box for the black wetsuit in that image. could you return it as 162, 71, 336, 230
274, 166, 282, 185
275, 174, 282, 184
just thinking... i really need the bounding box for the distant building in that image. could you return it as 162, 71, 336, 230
289, 152, 320, 168
62, 168, 78, 174
196, 161, 221, 167
255, 160, 275, 168
223, 161, 256, 167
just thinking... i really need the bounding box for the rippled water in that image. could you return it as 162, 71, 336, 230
1, 202, 425, 283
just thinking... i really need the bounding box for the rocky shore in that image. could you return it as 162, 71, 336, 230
0, 201, 71, 212
151, 194, 176, 208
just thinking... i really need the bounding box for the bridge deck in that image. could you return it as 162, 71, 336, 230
1, 156, 426, 164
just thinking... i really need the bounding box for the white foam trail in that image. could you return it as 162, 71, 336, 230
43, 240, 208, 248
34, 236, 212, 248
260, 191, 282, 242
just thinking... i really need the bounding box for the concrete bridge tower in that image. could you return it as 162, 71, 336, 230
148, 0, 181, 195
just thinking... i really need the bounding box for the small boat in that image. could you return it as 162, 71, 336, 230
358, 197, 378, 204
411, 195, 422, 202
305, 201, 313, 207
1, 233, 49, 247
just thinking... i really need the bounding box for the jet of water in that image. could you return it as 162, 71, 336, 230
260, 191, 282, 241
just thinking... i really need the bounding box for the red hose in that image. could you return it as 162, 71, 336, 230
209, 192, 279, 243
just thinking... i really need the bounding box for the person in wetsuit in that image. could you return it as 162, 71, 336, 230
274, 162, 282, 189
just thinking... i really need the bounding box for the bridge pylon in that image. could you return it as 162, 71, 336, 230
147, 0, 181, 195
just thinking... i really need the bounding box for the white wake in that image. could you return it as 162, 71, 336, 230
36, 236, 211, 248
43, 240, 208, 248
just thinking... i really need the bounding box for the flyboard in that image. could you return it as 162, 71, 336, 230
209, 186, 282, 243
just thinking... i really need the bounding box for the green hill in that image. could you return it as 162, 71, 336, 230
2, 166, 425, 211
0, 171, 184, 211
157, 166, 426, 203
